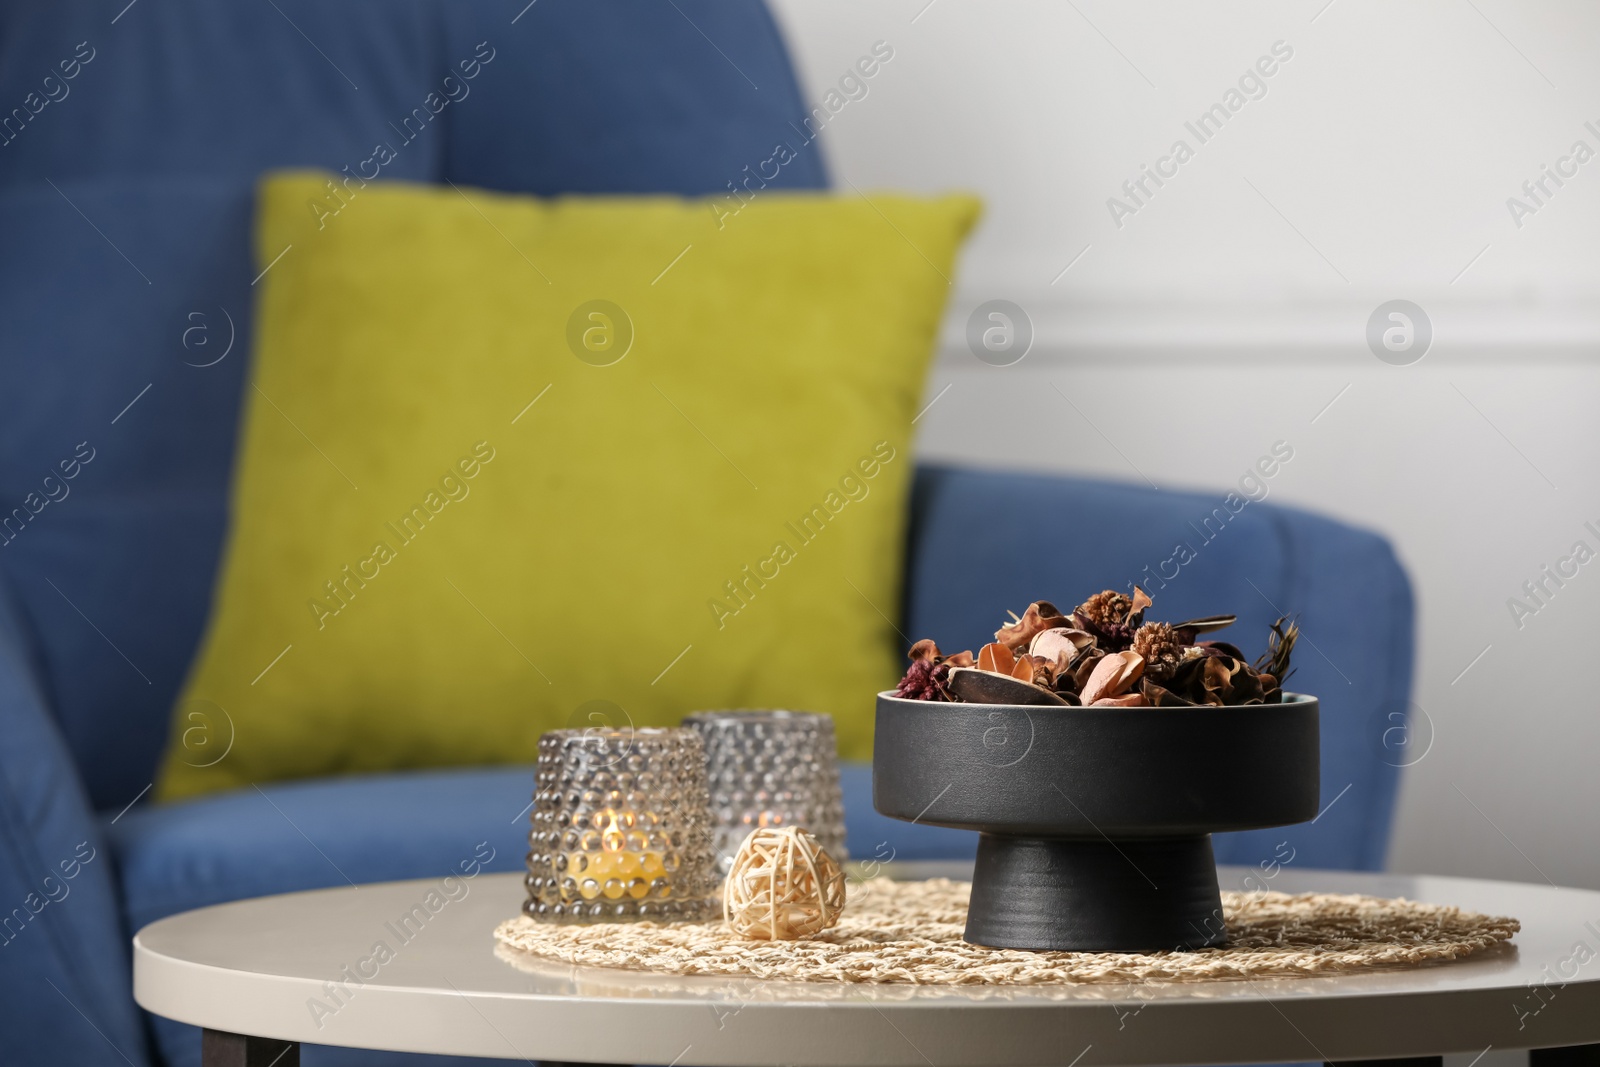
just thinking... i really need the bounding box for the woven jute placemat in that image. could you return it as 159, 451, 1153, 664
493, 878, 1518, 986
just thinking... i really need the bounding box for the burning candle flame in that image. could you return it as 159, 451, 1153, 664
601, 809, 624, 853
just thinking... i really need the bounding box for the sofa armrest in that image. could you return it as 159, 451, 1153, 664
0, 569, 149, 1066
902, 464, 1415, 871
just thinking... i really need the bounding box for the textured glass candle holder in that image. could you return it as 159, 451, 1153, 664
524, 727, 720, 923
683, 710, 848, 874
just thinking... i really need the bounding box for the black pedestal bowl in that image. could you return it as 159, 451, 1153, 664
873, 691, 1319, 952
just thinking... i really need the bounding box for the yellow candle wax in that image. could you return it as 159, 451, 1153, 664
579, 810, 669, 902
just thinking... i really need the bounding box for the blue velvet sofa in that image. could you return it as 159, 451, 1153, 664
0, 2, 1414, 1065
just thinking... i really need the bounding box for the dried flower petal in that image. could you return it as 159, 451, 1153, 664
1140, 679, 1198, 706
1029, 627, 1095, 664
1016, 653, 1057, 687
1128, 585, 1153, 622
1091, 692, 1148, 707
1199, 639, 1247, 661
1080, 650, 1145, 704
907, 639, 973, 669
977, 642, 1016, 676
1069, 647, 1106, 692
993, 601, 1070, 651
1171, 615, 1237, 642
1230, 662, 1268, 704
1199, 654, 1271, 705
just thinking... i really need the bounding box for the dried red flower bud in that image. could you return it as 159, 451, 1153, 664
894, 658, 954, 701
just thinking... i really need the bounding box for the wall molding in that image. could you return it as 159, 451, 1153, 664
934, 295, 1600, 365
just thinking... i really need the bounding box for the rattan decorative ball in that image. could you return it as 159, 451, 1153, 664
723, 826, 846, 940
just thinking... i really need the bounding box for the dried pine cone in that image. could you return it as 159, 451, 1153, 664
1131, 621, 1183, 682
1075, 590, 1138, 650
1078, 590, 1131, 631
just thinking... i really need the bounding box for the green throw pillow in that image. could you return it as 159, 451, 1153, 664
157, 171, 977, 800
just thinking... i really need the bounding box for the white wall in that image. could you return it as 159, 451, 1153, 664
772, 0, 1600, 889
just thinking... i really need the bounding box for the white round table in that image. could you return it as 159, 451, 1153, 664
133, 864, 1600, 1066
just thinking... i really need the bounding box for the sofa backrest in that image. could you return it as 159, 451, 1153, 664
0, 0, 826, 809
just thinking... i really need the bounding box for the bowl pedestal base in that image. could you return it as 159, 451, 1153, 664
964, 833, 1227, 952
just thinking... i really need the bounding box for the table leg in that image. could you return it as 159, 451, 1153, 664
1532, 1046, 1600, 1067
1323, 1059, 1442, 1067
201, 1029, 299, 1067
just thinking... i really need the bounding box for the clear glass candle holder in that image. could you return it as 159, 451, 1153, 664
524, 727, 720, 923
683, 710, 848, 874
